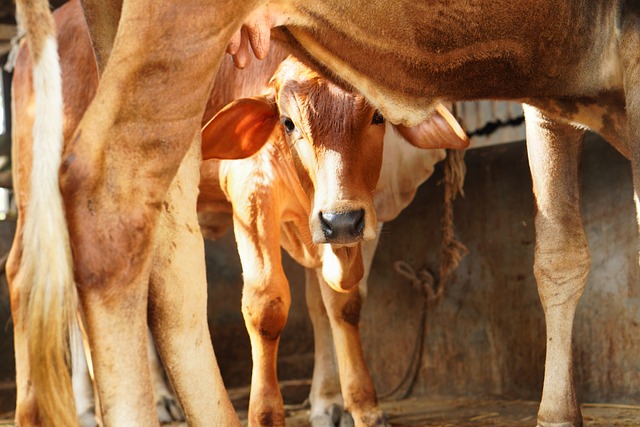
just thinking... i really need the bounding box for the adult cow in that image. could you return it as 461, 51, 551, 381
12, 1, 465, 426
11, 1, 267, 426
15, 1, 639, 427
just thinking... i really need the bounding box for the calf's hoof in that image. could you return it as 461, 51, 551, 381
356, 410, 390, 427
310, 404, 354, 427
156, 394, 185, 423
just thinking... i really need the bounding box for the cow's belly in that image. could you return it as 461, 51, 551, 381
277, 0, 621, 125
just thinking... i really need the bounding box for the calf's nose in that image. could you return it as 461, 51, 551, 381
319, 209, 365, 243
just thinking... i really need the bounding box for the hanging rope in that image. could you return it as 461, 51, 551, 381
437, 147, 469, 305
381, 106, 469, 400
377, 262, 433, 400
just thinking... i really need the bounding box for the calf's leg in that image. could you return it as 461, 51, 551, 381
307, 223, 382, 427
524, 105, 588, 427
315, 236, 386, 426
305, 268, 344, 427
233, 198, 291, 426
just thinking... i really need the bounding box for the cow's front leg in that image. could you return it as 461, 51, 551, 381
233, 199, 291, 427
307, 224, 382, 427
316, 267, 387, 425
305, 268, 345, 427
148, 140, 238, 426
524, 105, 588, 427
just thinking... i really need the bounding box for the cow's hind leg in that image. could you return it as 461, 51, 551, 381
524, 105, 588, 427
146, 330, 184, 423
148, 139, 238, 426
58, 0, 265, 424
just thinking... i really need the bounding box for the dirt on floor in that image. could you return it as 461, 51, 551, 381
2, 383, 639, 427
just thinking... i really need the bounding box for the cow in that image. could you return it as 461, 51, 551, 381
16, 1, 639, 427
11, 1, 465, 426
10, 1, 267, 426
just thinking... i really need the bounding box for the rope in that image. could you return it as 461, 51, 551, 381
467, 115, 525, 138
380, 112, 469, 400
378, 261, 433, 401
438, 148, 469, 305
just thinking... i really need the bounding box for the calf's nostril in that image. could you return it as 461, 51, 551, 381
319, 212, 335, 239
352, 209, 365, 236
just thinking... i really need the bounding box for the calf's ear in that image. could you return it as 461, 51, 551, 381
201, 96, 278, 160
395, 104, 469, 150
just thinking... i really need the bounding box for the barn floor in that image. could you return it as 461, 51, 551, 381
0, 382, 638, 426
167, 380, 640, 427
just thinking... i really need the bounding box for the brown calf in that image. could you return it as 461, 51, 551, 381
198, 49, 463, 426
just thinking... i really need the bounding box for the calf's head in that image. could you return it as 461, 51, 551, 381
272, 58, 386, 246
202, 56, 468, 291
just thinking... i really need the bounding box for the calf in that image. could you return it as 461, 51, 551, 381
199, 51, 462, 425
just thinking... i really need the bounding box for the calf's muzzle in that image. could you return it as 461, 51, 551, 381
318, 209, 365, 244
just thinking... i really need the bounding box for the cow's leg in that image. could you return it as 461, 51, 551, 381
147, 140, 238, 426
58, 1, 264, 425
146, 330, 184, 423
232, 195, 291, 427
524, 105, 588, 427
70, 319, 98, 427
315, 238, 386, 426
307, 224, 382, 427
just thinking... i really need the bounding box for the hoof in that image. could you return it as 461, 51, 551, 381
310, 404, 355, 427
78, 409, 98, 427
156, 395, 185, 423
537, 421, 582, 427
357, 410, 390, 427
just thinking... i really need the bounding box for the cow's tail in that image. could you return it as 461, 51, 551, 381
15, 1, 78, 426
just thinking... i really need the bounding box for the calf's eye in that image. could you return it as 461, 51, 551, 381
281, 117, 296, 133
371, 111, 384, 125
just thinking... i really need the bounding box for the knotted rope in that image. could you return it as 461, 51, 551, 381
378, 262, 433, 400
381, 121, 469, 400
